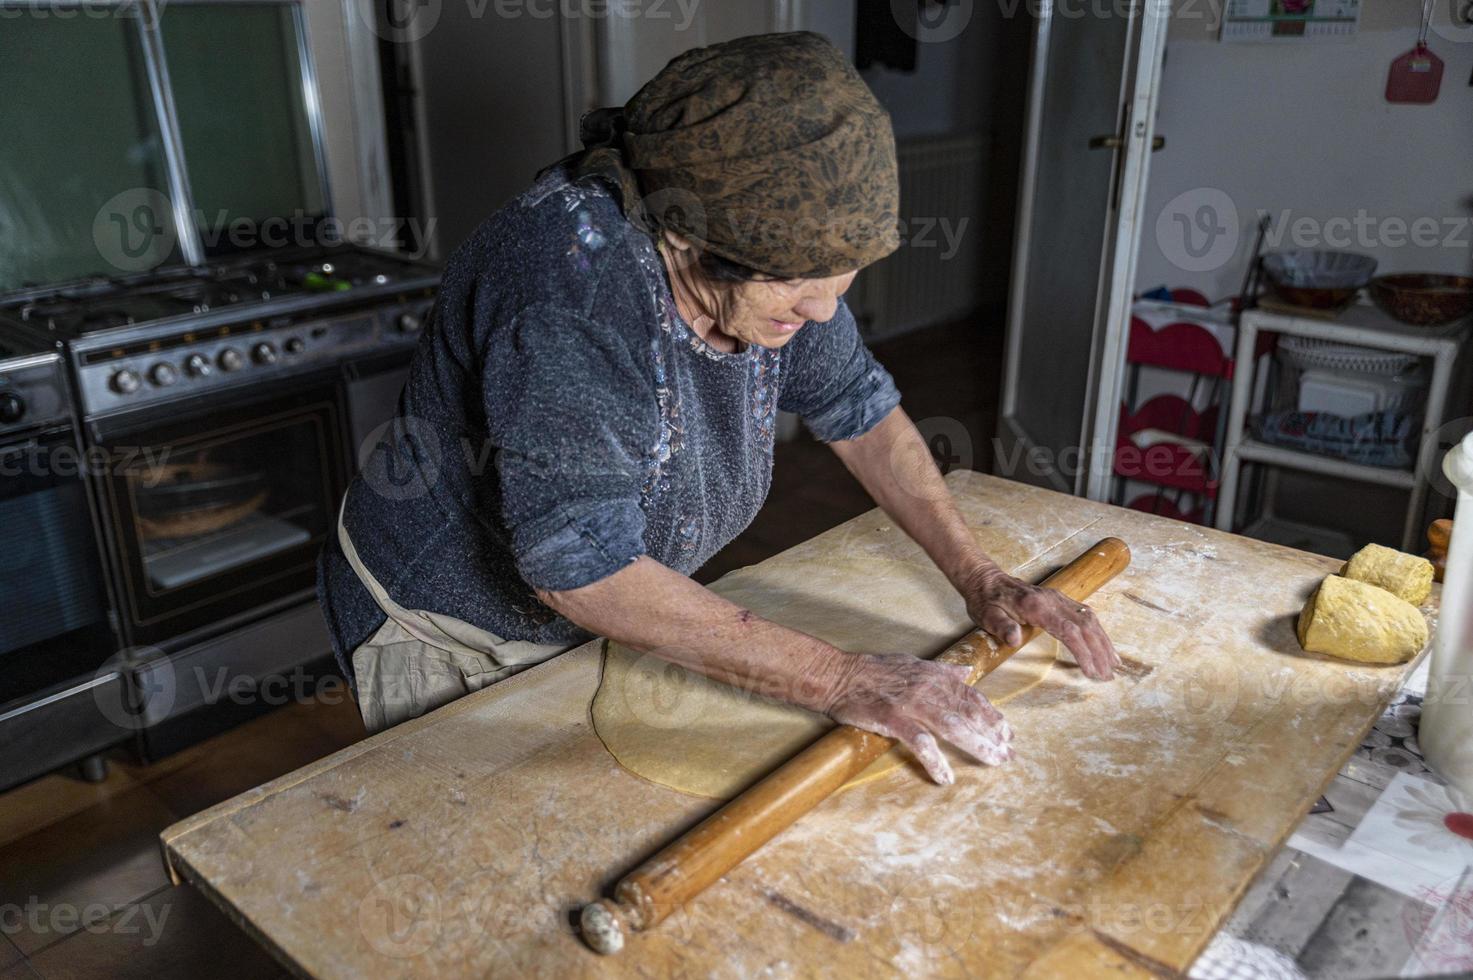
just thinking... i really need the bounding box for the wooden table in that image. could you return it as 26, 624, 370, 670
160, 472, 1435, 978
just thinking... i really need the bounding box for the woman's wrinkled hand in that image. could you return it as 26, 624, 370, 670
962, 567, 1120, 681
818, 653, 1013, 785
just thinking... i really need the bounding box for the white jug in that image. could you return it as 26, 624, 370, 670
1422, 432, 1473, 795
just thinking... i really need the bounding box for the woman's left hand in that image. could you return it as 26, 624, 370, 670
962, 567, 1121, 681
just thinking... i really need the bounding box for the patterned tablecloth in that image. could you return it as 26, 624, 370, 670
1192, 658, 1473, 979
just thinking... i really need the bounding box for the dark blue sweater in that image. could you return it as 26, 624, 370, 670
317, 169, 900, 680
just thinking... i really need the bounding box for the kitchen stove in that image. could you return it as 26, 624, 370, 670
0, 333, 127, 792
0, 242, 441, 780
0, 244, 439, 420
2, 0, 444, 785
0, 339, 73, 445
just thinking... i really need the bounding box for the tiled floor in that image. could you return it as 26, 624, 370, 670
0, 314, 1004, 977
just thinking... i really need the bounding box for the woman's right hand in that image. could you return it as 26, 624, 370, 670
818, 652, 1013, 785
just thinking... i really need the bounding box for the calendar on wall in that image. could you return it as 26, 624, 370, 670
1220, 0, 1361, 41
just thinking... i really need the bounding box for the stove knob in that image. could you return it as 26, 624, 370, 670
149, 362, 178, 387
252, 341, 279, 366
284, 337, 305, 355
110, 368, 142, 395
0, 393, 25, 425
217, 348, 245, 372
397, 311, 423, 334
184, 353, 212, 377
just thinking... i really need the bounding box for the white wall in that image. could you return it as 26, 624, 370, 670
859, 5, 1006, 139
1135, 0, 1473, 300
598, 4, 777, 105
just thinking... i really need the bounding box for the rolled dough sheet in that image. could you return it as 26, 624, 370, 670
591, 558, 1057, 800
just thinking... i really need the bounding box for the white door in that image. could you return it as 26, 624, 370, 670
998, 1, 1169, 499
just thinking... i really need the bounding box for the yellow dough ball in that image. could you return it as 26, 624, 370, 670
1342, 543, 1434, 605
1297, 575, 1429, 665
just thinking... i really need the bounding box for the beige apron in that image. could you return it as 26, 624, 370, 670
337, 506, 568, 733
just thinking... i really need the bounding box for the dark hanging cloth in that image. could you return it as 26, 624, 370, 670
856, 0, 918, 72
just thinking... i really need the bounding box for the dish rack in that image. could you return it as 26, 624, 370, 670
1272, 336, 1429, 421
1277, 336, 1418, 376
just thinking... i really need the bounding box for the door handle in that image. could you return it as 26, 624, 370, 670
1089, 135, 1165, 151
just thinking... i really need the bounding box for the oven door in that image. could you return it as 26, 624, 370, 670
0, 425, 127, 790
91, 375, 348, 649
0, 426, 117, 697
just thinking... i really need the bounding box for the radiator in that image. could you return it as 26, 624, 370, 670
849, 132, 986, 342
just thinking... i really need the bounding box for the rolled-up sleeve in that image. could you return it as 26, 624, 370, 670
485, 305, 656, 592
778, 297, 900, 442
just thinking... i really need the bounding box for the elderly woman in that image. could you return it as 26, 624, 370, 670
319, 32, 1117, 784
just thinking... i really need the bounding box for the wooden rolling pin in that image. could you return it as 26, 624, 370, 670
579, 536, 1132, 954
1428, 519, 1452, 582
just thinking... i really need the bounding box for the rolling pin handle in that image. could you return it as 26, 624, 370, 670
579, 898, 635, 955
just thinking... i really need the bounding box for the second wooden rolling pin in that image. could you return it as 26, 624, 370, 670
579, 536, 1132, 954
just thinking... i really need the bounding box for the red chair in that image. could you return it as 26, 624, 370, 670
1114, 395, 1219, 496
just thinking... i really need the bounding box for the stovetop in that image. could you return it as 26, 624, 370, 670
0, 245, 440, 420
0, 246, 438, 341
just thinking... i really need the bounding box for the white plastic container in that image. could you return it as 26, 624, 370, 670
1421, 432, 1473, 796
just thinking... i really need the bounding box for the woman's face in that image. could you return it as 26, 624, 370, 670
715, 271, 859, 350
660, 231, 858, 352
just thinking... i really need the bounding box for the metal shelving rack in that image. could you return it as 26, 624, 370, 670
1216, 301, 1469, 554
